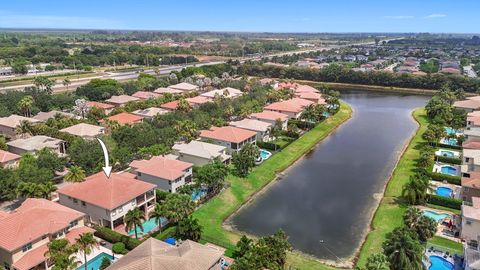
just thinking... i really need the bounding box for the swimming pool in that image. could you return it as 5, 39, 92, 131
428, 255, 454, 270
423, 210, 450, 222
322, 112, 331, 117
76, 252, 113, 270
440, 150, 455, 158
440, 166, 457, 176
191, 189, 207, 202
436, 187, 453, 198
442, 138, 458, 146
260, 149, 272, 160
444, 127, 456, 136
127, 217, 165, 235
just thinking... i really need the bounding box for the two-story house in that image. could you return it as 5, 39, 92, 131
249, 111, 289, 131
172, 140, 231, 166
229, 118, 273, 141
7, 135, 66, 156
0, 198, 91, 270
130, 156, 193, 193
199, 126, 257, 154
0, 115, 40, 139
462, 197, 480, 242
57, 172, 156, 230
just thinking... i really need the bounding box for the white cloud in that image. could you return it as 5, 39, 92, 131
0, 11, 123, 29
383, 15, 414, 19
424, 14, 447, 19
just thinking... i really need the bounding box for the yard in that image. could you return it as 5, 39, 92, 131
192, 101, 353, 269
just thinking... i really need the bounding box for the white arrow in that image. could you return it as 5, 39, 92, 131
97, 138, 112, 178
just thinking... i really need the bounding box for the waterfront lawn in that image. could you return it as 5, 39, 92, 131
427, 236, 464, 255
356, 108, 429, 266
192, 101, 352, 266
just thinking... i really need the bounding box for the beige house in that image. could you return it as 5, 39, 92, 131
105, 95, 140, 107
0, 150, 21, 169
454, 97, 480, 112
462, 172, 480, 203
33, 111, 76, 122
172, 140, 231, 166
200, 87, 243, 99
0, 115, 40, 139
7, 135, 66, 156
249, 111, 289, 130
132, 107, 169, 119
199, 126, 257, 154
167, 82, 199, 93
60, 123, 106, 140
462, 197, 480, 242
229, 118, 273, 141
105, 238, 224, 270
130, 156, 193, 193
0, 198, 92, 270
58, 172, 156, 230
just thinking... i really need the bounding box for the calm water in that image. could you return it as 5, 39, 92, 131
231, 91, 428, 260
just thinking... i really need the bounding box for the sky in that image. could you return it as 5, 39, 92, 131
0, 0, 478, 33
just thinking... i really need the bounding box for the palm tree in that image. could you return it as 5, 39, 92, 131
150, 203, 164, 230
34, 76, 54, 94
176, 98, 191, 112
15, 120, 33, 138
63, 78, 71, 91
17, 95, 34, 117
76, 232, 99, 270
64, 166, 86, 182
45, 239, 80, 270
176, 216, 203, 241
403, 207, 423, 230
124, 207, 145, 239
40, 181, 57, 200
402, 175, 429, 205
382, 227, 425, 270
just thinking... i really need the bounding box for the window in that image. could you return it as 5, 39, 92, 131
42, 234, 47, 240
81, 201, 86, 207
466, 158, 471, 162
138, 172, 142, 176
466, 220, 472, 225
73, 198, 78, 204
69, 220, 78, 228
22, 243, 32, 252
4, 262, 10, 270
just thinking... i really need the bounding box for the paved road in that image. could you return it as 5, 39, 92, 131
0, 38, 401, 93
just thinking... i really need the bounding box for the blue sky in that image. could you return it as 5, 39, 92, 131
0, 0, 478, 33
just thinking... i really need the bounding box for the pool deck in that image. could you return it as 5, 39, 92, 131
432, 162, 461, 177
417, 206, 462, 243
429, 181, 462, 200
74, 237, 123, 268
434, 148, 461, 158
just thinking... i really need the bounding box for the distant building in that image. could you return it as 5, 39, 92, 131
7, 135, 66, 156
105, 95, 140, 107
167, 82, 199, 93
33, 111, 76, 122
132, 107, 169, 119
0, 115, 40, 139
131, 91, 161, 100
0, 149, 21, 169
103, 112, 144, 126
60, 123, 106, 140
86, 101, 115, 115
200, 87, 243, 99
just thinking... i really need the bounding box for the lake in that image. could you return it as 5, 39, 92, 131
230, 90, 429, 260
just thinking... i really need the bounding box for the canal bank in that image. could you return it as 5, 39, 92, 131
229, 91, 428, 268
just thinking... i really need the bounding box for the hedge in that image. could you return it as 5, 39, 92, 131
288, 119, 316, 130
256, 141, 282, 151
436, 156, 462, 165
427, 194, 462, 210
435, 143, 463, 150
429, 172, 461, 185
93, 225, 142, 250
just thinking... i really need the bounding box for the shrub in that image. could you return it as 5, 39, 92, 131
427, 194, 462, 210
288, 119, 316, 130
435, 143, 462, 150
436, 156, 462, 165
428, 172, 461, 185
112, 242, 128, 254
93, 225, 141, 250
256, 141, 281, 151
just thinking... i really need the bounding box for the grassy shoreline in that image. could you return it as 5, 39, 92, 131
192, 101, 353, 267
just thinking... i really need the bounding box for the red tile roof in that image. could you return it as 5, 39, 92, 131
0, 149, 20, 164
468, 116, 480, 126
295, 85, 320, 93
65, 226, 95, 243
87, 101, 115, 110
105, 113, 144, 125
58, 172, 156, 210
130, 156, 192, 181
12, 242, 48, 270
160, 101, 179, 110
463, 141, 480, 149
200, 126, 257, 143
0, 198, 85, 252
249, 111, 289, 122
453, 99, 480, 110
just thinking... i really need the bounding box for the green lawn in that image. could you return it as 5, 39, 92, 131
428, 236, 464, 255
192, 101, 353, 268
356, 108, 428, 266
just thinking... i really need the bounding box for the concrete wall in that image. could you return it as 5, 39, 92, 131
0, 125, 16, 139
135, 168, 192, 193
175, 153, 211, 166
462, 187, 480, 203
462, 215, 480, 241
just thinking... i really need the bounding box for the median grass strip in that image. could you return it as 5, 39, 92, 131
356, 108, 428, 266
192, 101, 352, 267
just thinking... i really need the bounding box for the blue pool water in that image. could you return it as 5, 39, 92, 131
260, 149, 272, 160
128, 217, 165, 235
322, 112, 331, 117
440, 150, 455, 158
440, 166, 457, 176
444, 127, 456, 136
77, 252, 113, 270
423, 210, 450, 222
436, 187, 453, 198
191, 189, 207, 202
442, 138, 458, 146
429, 255, 454, 270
